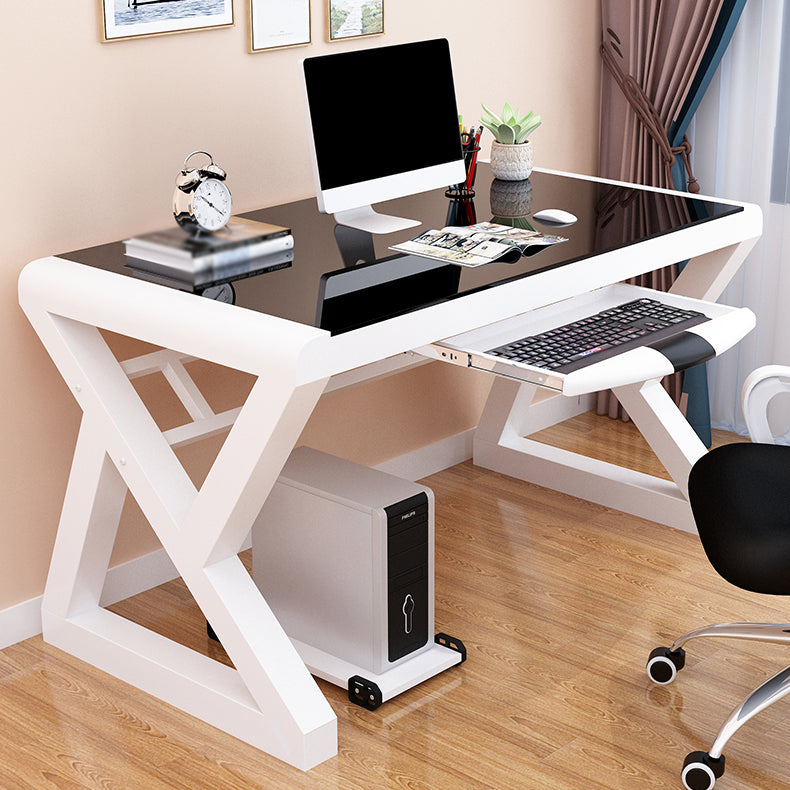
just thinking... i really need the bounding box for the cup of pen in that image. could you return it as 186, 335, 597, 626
447, 127, 481, 198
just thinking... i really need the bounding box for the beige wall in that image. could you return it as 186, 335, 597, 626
1, 1, 601, 610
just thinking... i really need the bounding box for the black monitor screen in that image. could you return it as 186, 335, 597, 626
303, 39, 463, 191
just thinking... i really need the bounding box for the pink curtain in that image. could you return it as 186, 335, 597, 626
597, 0, 724, 420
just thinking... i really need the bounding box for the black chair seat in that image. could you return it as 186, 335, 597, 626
689, 443, 790, 595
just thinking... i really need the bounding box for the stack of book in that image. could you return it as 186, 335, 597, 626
124, 217, 294, 289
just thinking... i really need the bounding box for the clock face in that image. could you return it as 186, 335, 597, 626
192, 178, 232, 231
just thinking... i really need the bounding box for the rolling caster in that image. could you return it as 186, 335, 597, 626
681, 751, 725, 790
646, 645, 686, 685
348, 676, 383, 710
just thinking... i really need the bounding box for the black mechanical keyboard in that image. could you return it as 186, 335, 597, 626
486, 298, 709, 374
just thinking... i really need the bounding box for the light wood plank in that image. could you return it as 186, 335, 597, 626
2, 413, 787, 789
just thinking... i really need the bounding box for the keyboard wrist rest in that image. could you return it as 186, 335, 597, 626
647, 332, 716, 373
684, 306, 756, 354
561, 307, 756, 397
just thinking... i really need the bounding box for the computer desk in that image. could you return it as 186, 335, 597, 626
18, 167, 762, 770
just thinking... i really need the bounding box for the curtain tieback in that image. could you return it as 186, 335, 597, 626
601, 42, 700, 193
671, 138, 700, 193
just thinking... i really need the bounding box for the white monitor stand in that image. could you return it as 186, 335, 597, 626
332, 206, 422, 233
332, 206, 421, 235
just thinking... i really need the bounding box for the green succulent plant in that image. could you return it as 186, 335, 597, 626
480, 102, 541, 145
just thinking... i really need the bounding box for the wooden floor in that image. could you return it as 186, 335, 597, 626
2, 414, 789, 789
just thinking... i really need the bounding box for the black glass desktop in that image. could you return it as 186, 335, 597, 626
62, 166, 742, 336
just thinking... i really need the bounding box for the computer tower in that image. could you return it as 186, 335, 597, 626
251, 446, 435, 676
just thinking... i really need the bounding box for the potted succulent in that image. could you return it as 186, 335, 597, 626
480, 102, 541, 181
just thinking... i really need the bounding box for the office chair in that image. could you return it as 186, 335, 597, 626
646, 365, 790, 790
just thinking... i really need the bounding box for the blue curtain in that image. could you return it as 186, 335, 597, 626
670, 0, 748, 447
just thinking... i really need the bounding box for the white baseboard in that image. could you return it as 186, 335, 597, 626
0, 429, 476, 651
0, 548, 183, 651
98, 549, 181, 608
374, 428, 475, 481
0, 597, 44, 651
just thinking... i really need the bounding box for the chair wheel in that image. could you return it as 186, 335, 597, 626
682, 751, 725, 790
646, 645, 686, 685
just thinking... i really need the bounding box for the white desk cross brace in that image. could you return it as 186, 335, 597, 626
19, 259, 338, 771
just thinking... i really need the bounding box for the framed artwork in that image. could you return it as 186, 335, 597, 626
99, 0, 234, 42
249, 0, 311, 52
327, 0, 384, 42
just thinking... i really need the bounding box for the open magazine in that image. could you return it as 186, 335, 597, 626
389, 221, 568, 268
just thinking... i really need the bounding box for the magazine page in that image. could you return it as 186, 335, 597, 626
390, 222, 567, 268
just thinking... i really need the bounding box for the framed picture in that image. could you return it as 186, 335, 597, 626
99, 0, 234, 42
249, 0, 311, 52
327, 0, 383, 42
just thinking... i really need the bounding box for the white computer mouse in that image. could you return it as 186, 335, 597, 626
532, 208, 577, 226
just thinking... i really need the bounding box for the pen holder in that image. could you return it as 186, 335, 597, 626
463, 144, 480, 189
446, 143, 481, 197
445, 186, 475, 200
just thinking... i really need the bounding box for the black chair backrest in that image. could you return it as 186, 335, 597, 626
688, 443, 790, 595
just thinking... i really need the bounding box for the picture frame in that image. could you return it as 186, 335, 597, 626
327, 0, 384, 42
249, 0, 311, 52
99, 0, 234, 42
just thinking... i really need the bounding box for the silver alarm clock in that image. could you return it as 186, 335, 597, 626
173, 150, 233, 234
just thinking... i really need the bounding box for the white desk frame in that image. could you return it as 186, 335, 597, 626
18, 171, 761, 770
472, 227, 761, 532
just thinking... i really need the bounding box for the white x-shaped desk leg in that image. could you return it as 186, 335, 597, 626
473, 238, 763, 534
36, 314, 337, 770
474, 376, 707, 532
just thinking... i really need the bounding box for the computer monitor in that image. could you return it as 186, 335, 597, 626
303, 39, 466, 234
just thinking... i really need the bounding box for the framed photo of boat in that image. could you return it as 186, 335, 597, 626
99, 0, 234, 42
327, 0, 383, 42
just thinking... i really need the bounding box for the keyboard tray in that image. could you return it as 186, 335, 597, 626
420, 283, 755, 396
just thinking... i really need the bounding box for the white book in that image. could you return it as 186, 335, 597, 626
124, 217, 293, 273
